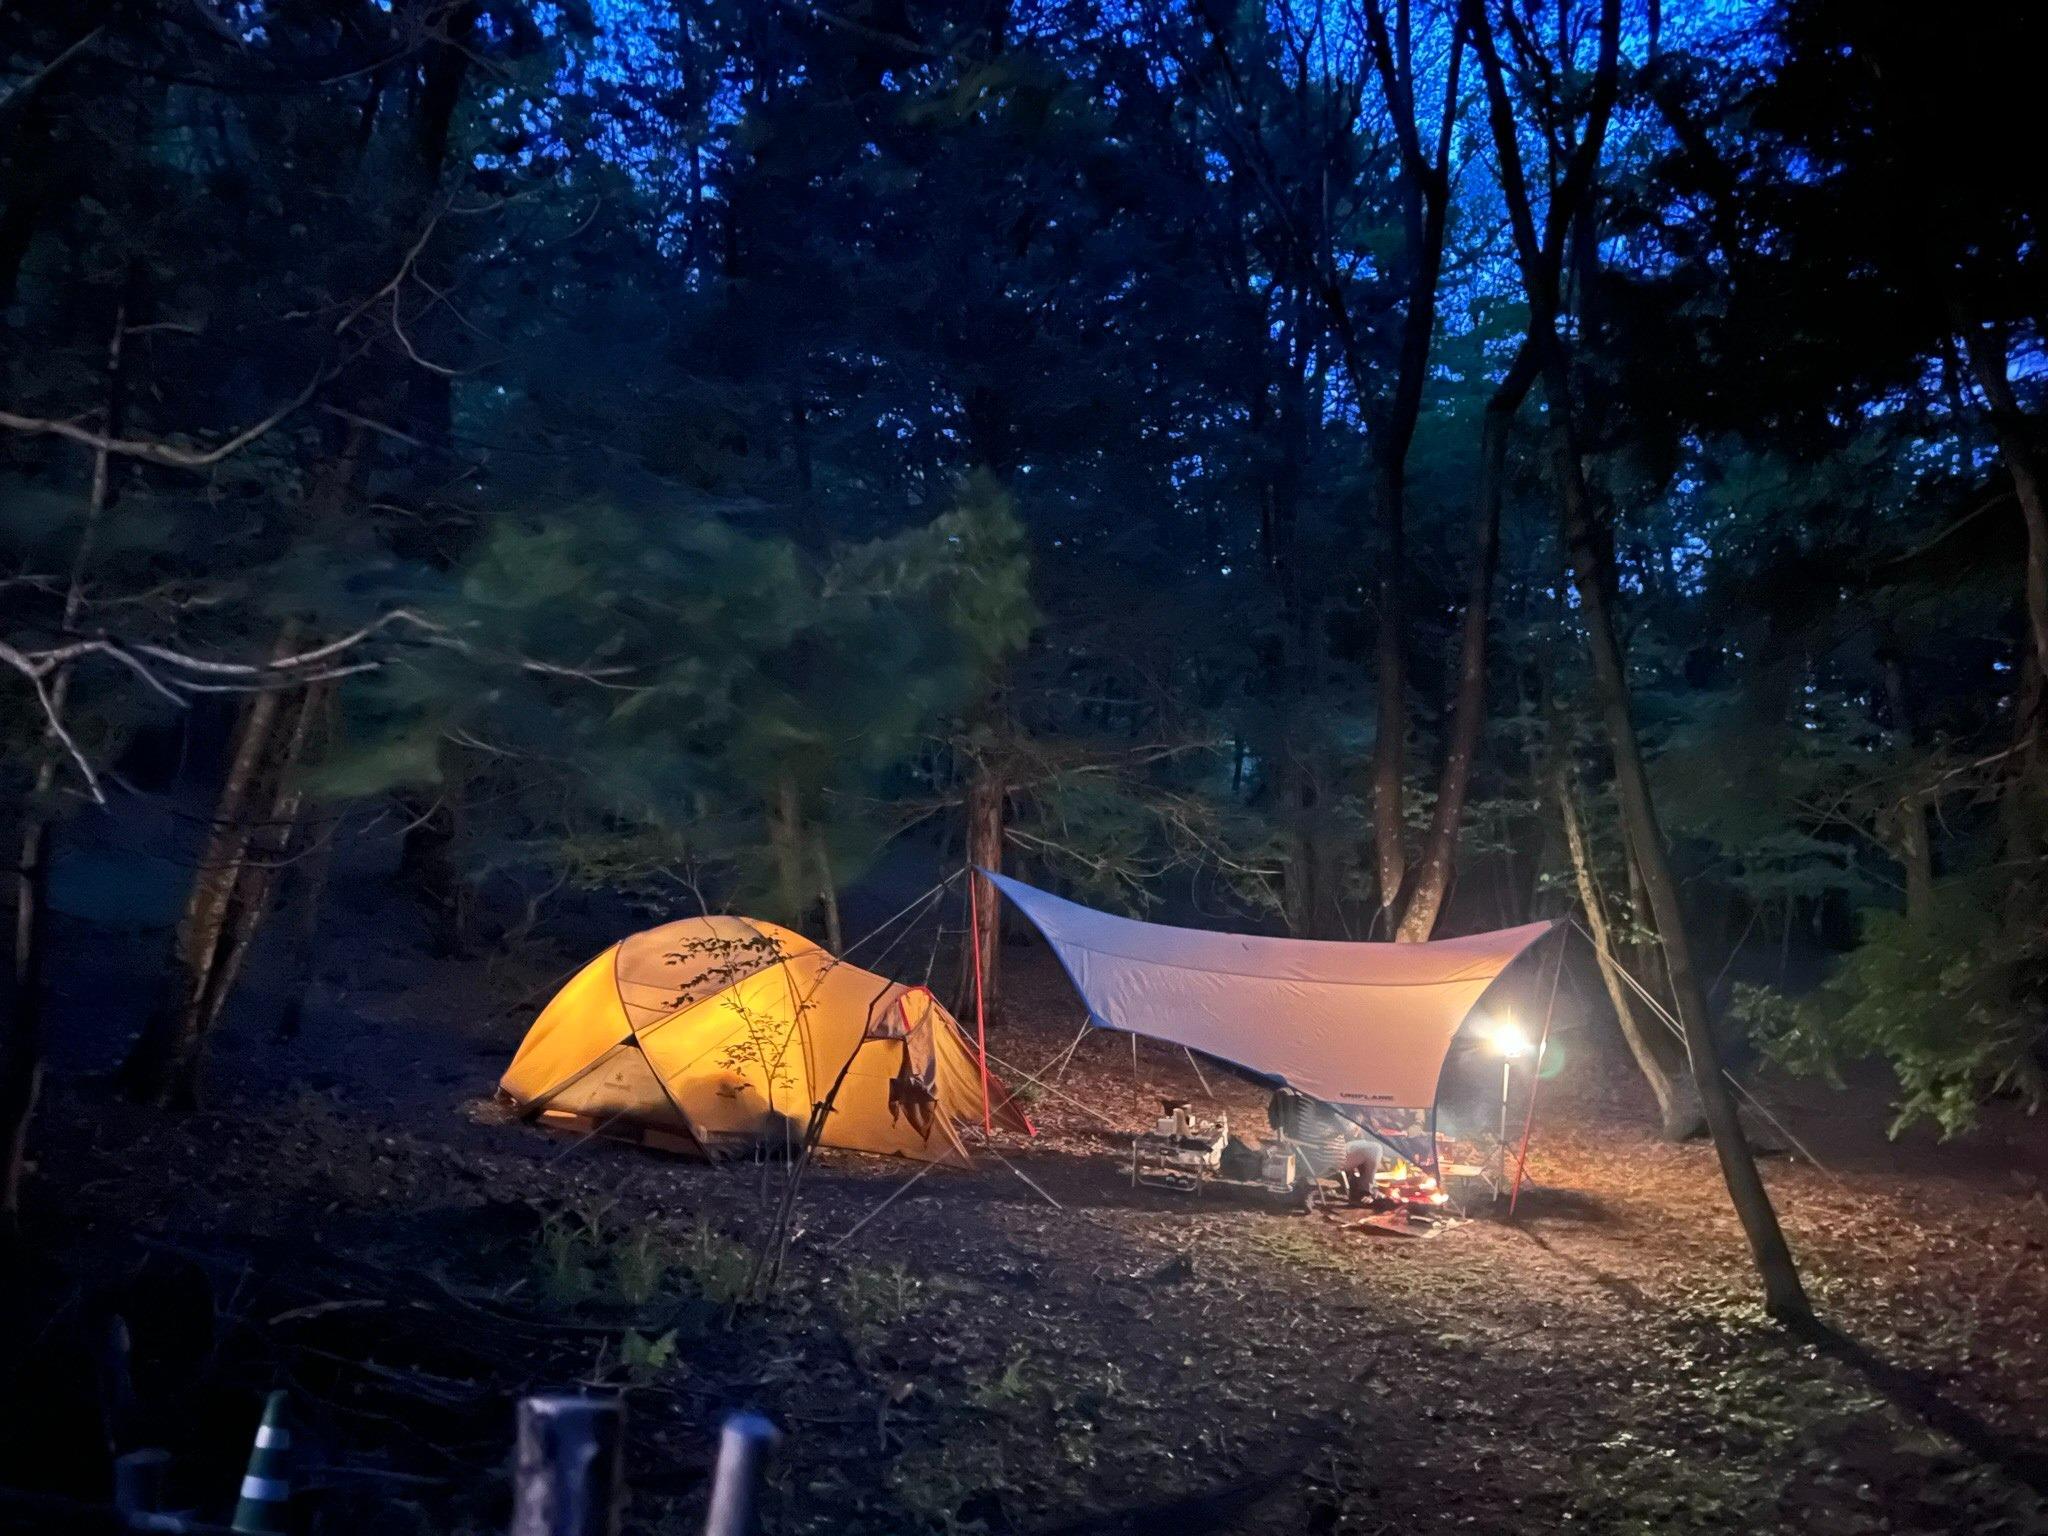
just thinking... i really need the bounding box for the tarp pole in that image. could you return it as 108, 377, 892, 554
1508, 933, 1567, 1217
968, 870, 993, 1135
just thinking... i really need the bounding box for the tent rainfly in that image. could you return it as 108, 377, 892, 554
499, 914, 1031, 1164
981, 872, 1556, 1165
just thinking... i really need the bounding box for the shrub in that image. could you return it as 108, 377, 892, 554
1735, 875, 2047, 1137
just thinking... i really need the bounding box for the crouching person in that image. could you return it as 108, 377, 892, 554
1340, 1135, 1385, 1205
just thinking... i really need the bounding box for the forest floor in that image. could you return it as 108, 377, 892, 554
7, 873, 2048, 1535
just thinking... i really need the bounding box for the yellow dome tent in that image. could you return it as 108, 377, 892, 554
499, 915, 1032, 1164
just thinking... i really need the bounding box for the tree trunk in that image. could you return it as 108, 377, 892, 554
1549, 386, 1809, 1319
959, 764, 1004, 1017
1999, 644, 2045, 881
274, 817, 335, 1041
1261, 328, 1335, 937
1619, 826, 1677, 1018
1352, 0, 1460, 930
1370, 458, 1408, 929
3, 302, 124, 1226
269, 687, 338, 1042
789, 389, 825, 550
400, 781, 470, 957
1555, 759, 1704, 1140
4, 781, 56, 1226
1878, 654, 1935, 927
1952, 310, 2048, 691
0, 88, 60, 311
121, 658, 298, 1108
163, 690, 323, 1103
812, 831, 843, 956
120, 376, 363, 1105
1397, 343, 1540, 941
1278, 725, 1341, 938
1885, 802, 1935, 929
398, 0, 484, 450
768, 773, 808, 929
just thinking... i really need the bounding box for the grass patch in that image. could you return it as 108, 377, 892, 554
531, 1204, 754, 1312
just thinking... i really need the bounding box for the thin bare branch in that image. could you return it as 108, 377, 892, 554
0, 366, 328, 469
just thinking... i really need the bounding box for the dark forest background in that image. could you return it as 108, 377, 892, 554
3, 0, 2044, 1225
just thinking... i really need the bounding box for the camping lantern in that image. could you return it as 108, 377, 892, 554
1489, 1017, 1529, 1182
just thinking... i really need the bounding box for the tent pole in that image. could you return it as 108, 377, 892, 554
1508, 932, 1567, 1217
968, 870, 993, 1135
829, 1157, 942, 1249
1497, 1059, 1513, 1191
1130, 1030, 1140, 1113
1039, 1014, 1091, 1080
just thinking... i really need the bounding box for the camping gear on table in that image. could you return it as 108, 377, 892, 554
1132, 1098, 1230, 1192
1134, 1099, 1301, 1200
982, 871, 1556, 1178
499, 915, 1031, 1164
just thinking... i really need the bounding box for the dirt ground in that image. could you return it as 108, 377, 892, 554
7, 879, 2048, 1535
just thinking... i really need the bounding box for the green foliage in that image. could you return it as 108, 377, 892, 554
831, 1262, 926, 1357
322, 478, 1032, 920
530, 1205, 752, 1312
533, 1206, 604, 1308
611, 1229, 672, 1309
966, 1346, 1039, 1415
672, 1218, 755, 1310
615, 1328, 681, 1385
1737, 877, 2048, 1137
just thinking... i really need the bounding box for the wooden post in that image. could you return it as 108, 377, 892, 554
510, 1395, 625, 1536
702, 1412, 781, 1536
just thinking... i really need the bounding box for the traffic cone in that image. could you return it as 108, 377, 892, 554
230, 1390, 293, 1535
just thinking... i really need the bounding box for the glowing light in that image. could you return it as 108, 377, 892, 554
1490, 1019, 1531, 1058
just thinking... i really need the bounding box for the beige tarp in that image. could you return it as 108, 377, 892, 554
985, 873, 1554, 1114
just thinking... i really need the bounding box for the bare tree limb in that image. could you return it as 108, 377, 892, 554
0, 366, 327, 468
0, 24, 107, 115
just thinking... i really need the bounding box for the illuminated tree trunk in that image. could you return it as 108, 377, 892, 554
1550, 392, 1809, 1319
173, 686, 324, 1095
959, 764, 1004, 1017
1555, 759, 1704, 1141
122, 647, 300, 1108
